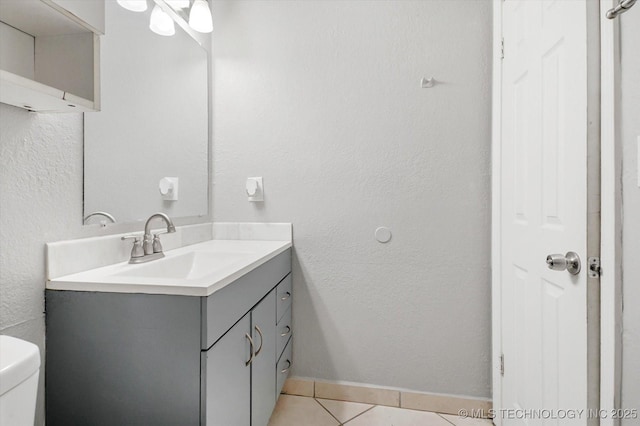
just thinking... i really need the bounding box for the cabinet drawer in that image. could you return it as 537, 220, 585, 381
276, 338, 293, 397
202, 249, 291, 349
276, 307, 292, 360
276, 274, 292, 323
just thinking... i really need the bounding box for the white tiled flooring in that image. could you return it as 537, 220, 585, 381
268, 395, 493, 426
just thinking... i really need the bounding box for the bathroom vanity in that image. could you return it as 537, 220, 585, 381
45, 239, 292, 426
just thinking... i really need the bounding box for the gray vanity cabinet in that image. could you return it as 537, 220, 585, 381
46, 249, 291, 426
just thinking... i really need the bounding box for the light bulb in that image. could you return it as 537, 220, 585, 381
167, 0, 190, 9
149, 5, 175, 36
189, 0, 213, 33
117, 0, 148, 12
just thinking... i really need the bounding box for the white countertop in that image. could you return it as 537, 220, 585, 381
47, 239, 292, 296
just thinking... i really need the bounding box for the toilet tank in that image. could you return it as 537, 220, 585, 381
0, 336, 40, 426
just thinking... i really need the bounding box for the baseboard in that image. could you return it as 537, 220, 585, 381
282, 377, 492, 418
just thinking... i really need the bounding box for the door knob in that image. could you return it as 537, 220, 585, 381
546, 252, 581, 275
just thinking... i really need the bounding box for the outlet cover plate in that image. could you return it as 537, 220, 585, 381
246, 177, 264, 202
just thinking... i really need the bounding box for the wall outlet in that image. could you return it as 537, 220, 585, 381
246, 177, 264, 202
159, 177, 179, 201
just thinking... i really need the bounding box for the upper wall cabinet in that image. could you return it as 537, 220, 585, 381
0, 0, 104, 113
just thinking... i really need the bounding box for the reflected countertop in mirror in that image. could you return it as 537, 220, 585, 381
83, 0, 209, 226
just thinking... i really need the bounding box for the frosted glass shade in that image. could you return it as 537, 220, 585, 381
149, 5, 175, 36
117, 0, 148, 12
189, 0, 213, 33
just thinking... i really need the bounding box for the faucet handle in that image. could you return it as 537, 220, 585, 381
152, 233, 164, 254
121, 235, 144, 259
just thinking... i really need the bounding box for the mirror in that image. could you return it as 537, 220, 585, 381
83, 0, 209, 226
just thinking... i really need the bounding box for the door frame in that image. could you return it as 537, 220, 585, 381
490, 1, 623, 424
490, 1, 503, 422
597, 1, 623, 424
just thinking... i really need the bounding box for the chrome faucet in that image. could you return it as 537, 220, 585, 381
143, 212, 176, 255
122, 212, 176, 264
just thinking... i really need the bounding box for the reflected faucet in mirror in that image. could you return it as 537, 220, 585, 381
122, 212, 176, 264
83, 211, 117, 226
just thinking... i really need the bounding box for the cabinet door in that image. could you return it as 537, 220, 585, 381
251, 290, 277, 426
204, 314, 251, 426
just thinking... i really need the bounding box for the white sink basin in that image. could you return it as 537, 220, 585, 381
111, 251, 252, 280
46, 239, 292, 296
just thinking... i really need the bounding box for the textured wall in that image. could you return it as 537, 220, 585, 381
620, 11, 640, 422
0, 103, 85, 425
212, 0, 492, 398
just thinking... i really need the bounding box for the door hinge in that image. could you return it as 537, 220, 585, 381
501, 38, 504, 60
588, 257, 601, 279
500, 353, 504, 376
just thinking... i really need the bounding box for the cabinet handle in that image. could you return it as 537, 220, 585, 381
280, 325, 291, 337
280, 359, 292, 374
254, 326, 264, 357
245, 333, 255, 366
280, 292, 291, 301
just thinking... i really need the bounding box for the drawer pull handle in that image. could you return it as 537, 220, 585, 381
254, 326, 264, 357
280, 292, 291, 301
280, 359, 292, 374
245, 333, 255, 366
280, 326, 291, 337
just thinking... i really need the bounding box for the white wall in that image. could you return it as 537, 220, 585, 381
0, 104, 85, 425
212, 0, 493, 398
620, 11, 640, 423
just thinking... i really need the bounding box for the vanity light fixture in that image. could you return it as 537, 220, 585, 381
117, 0, 148, 12
119, 0, 213, 36
189, 0, 213, 33
150, 4, 176, 36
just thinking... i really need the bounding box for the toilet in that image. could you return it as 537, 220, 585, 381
0, 336, 40, 426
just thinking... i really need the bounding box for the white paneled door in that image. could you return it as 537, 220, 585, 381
500, 0, 593, 424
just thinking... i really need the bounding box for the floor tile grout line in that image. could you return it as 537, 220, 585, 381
279, 394, 490, 426
341, 404, 377, 425
437, 412, 457, 426
314, 397, 342, 425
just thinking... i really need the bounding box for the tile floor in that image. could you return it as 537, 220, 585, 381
268, 395, 493, 426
